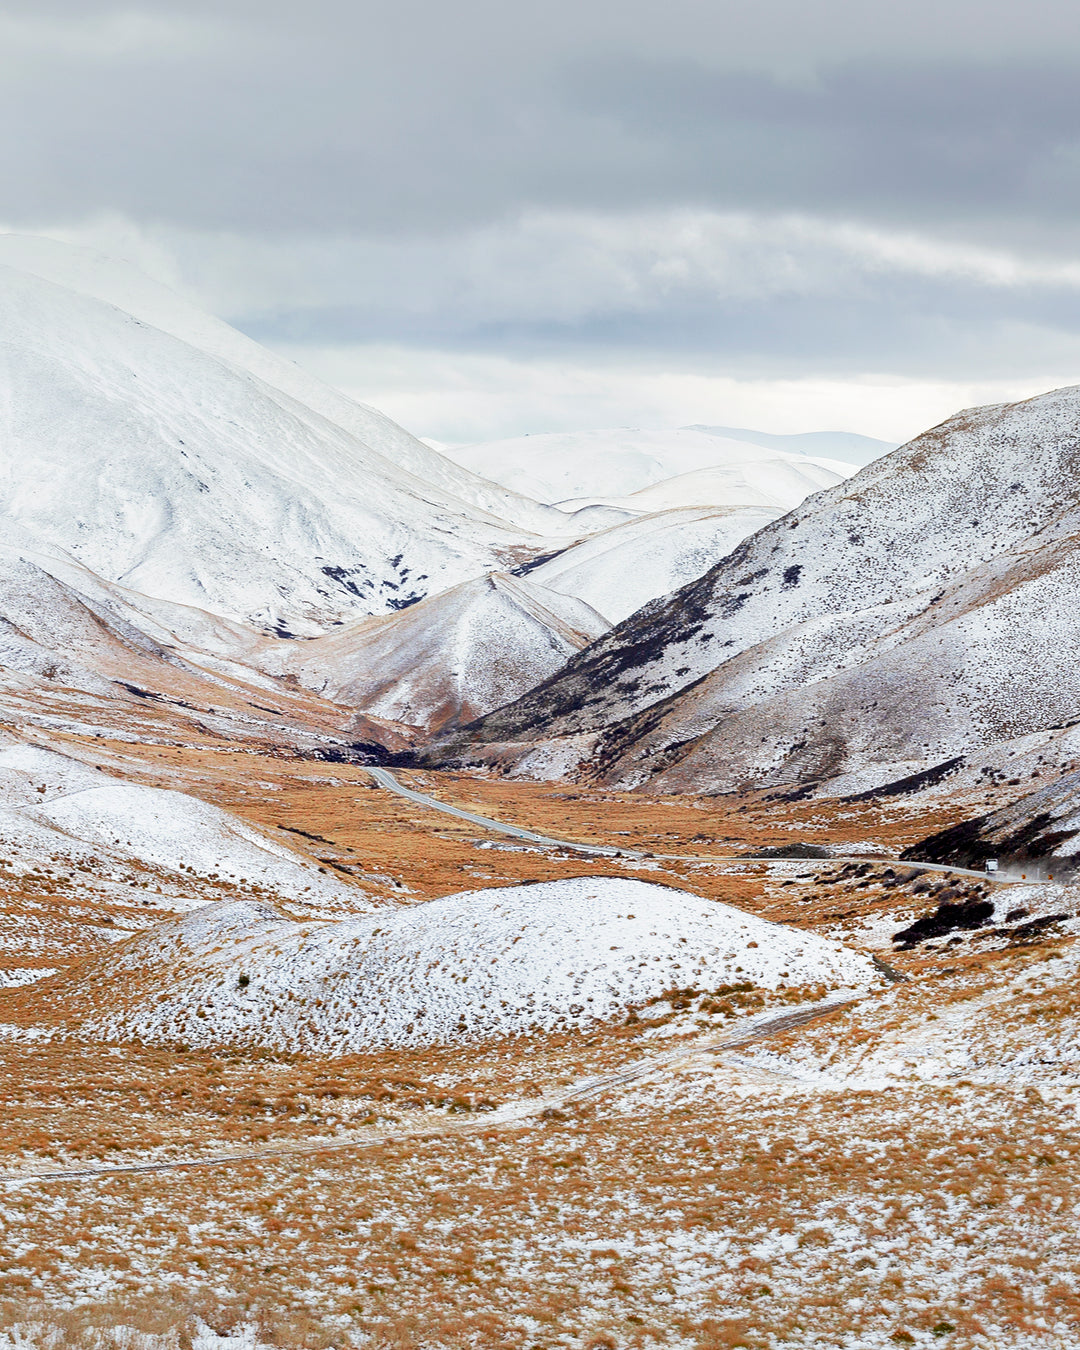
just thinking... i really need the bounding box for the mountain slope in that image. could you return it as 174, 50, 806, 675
0, 233, 563, 537
0, 260, 557, 637
683, 425, 897, 467
267, 572, 609, 733
421, 386, 1080, 791
904, 768, 1080, 877
556, 460, 843, 514
528, 506, 781, 623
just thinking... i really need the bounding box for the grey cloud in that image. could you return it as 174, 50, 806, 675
3, 1, 1080, 234
7, 0, 1080, 395
242, 274, 1080, 382
565, 59, 1080, 223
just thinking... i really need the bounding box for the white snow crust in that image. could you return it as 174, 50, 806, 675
556, 458, 846, 514
0, 233, 563, 537
272, 571, 609, 730
445, 426, 853, 506
529, 506, 781, 623
0, 746, 367, 910
0, 257, 556, 635
72, 877, 879, 1053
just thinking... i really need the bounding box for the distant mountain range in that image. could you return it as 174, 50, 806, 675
441, 425, 864, 507
0, 235, 856, 748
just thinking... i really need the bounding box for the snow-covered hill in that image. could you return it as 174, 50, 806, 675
422, 387, 1080, 794
0, 744, 370, 913
528, 507, 780, 623
269, 572, 609, 733
42, 877, 880, 1053
0, 254, 564, 636
683, 425, 897, 468
557, 459, 844, 515
443, 426, 855, 506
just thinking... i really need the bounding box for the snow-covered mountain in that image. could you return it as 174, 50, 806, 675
0, 234, 562, 538
268, 571, 609, 733
527, 506, 781, 624
0, 237, 893, 753
421, 386, 1080, 794
442, 426, 858, 506
556, 459, 845, 515
683, 425, 897, 467
0, 249, 571, 637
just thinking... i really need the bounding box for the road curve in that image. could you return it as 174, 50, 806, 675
364, 767, 1015, 883
364, 765, 624, 857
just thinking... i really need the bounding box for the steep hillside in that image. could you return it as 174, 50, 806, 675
0, 234, 562, 536
0, 260, 556, 636
904, 768, 1080, 878
422, 387, 1080, 792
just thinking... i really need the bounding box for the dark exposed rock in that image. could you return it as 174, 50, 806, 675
892, 897, 996, 947
737, 843, 832, 859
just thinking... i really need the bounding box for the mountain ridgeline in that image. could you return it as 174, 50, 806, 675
420, 386, 1080, 795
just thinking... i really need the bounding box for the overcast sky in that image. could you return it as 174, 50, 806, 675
5, 0, 1080, 441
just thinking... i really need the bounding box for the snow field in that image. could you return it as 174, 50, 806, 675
444, 426, 854, 506
0, 260, 552, 635
529, 505, 781, 622
76, 877, 881, 1053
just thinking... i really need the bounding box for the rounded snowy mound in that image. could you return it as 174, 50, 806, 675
55, 878, 881, 1053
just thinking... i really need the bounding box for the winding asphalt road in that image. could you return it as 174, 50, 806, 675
364, 765, 624, 856
364, 766, 1010, 882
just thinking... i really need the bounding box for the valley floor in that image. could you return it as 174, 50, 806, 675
0, 732, 1075, 1349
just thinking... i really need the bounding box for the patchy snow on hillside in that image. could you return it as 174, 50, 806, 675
0, 745, 369, 911
273, 571, 609, 731
67, 877, 881, 1053
430, 385, 1080, 796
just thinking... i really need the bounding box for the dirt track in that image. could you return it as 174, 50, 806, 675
0, 998, 858, 1185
